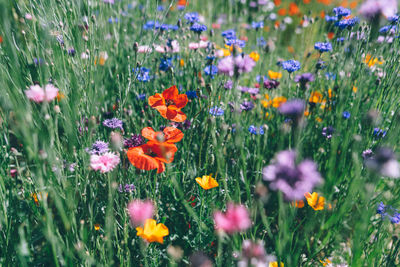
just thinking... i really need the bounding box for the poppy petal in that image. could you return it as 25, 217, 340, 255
162, 85, 179, 100
127, 146, 160, 171
173, 94, 188, 109
166, 107, 178, 120
171, 110, 187, 122
163, 127, 184, 143
141, 127, 157, 141
149, 93, 165, 107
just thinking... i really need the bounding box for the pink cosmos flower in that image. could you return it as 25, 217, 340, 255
25, 84, 59, 103
213, 203, 251, 233
90, 152, 120, 173
127, 199, 154, 226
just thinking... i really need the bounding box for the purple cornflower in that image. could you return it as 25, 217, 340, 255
322, 126, 335, 139
240, 101, 255, 111
314, 42, 332, 53
278, 99, 305, 119
103, 118, 123, 130
251, 21, 264, 29
263, 150, 323, 200
362, 149, 374, 160
217, 56, 234, 76
184, 12, 199, 23
224, 80, 233, 90
342, 111, 351, 119
263, 79, 280, 90
377, 202, 400, 224
238, 86, 259, 94
281, 60, 301, 73
86, 140, 109, 154
124, 134, 145, 148
365, 147, 400, 178
209, 106, 224, 116
373, 128, 387, 138
234, 55, 256, 74
217, 55, 256, 76
294, 73, 315, 89
190, 23, 207, 33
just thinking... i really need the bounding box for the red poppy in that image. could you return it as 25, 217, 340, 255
127, 141, 177, 173
141, 127, 184, 144
148, 85, 188, 122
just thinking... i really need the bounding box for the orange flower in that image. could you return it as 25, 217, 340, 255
94, 224, 100, 231
127, 141, 177, 173
278, 8, 287, 16
136, 219, 169, 244
304, 192, 325, 210
195, 174, 219, 190
249, 51, 260, 62
149, 85, 188, 122
272, 96, 287, 108
291, 200, 305, 208
141, 127, 183, 144
309, 91, 324, 103
288, 3, 300, 16
0, 35, 3, 44
364, 54, 384, 68
327, 32, 335, 39
274, 0, 282, 6
268, 70, 282, 79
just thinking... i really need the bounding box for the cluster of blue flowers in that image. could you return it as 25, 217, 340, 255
133, 67, 151, 82
314, 42, 332, 53
377, 202, 400, 224
222, 29, 246, 48
143, 20, 178, 31
281, 60, 301, 73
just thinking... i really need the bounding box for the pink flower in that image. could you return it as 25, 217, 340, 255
127, 200, 154, 226
25, 84, 59, 103
213, 203, 251, 233
234, 55, 256, 73
90, 152, 120, 173
199, 40, 209, 48
155, 45, 166, 53
188, 42, 200, 50
169, 40, 180, 53
217, 56, 235, 76
138, 45, 152, 53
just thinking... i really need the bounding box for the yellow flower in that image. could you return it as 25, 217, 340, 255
195, 174, 219, 190
304, 192, 325, 210
320, 258, 332, 266
249, 51, 260, 62
136, 219, 169, 244
94, 224, 100, 231
268, 70, 282, 80
364, 54, 384, 68
309, 91, 324, 103
269, 262, 284, 267
179, 59, 185, 67
352, 86, 357, 93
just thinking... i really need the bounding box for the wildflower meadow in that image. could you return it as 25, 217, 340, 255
2, 0, 400, 266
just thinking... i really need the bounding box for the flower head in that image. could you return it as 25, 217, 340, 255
136, 219, 169, 244
149, 85, 188, 122
263, 150, 323, 200
281, 60, 301, 73
25, 84, 59, 103
213, 203, 251, 233
190, 23, 207, 33
128, 200, 154, 226
314, 42, 332, 53
103, 118, 123, 130
304, 192, 325, 210
87, 140, 110, 154
90, 152, 120, 173
195, 174, 219, 190
278, 99, 305, 119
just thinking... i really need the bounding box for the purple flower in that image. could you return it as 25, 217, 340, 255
240, 101, 255, 111
294, 73, 315, 89
322, 126, 335, 139
278, 99, 305, 118
248, 125, 264, 135
234, 55, 256, 73
333, 6, 351, 18
362, 149, 374, 160
118, 183, 136, 193
184, 12, 199, 23
263, 150, 323, 200
359, 0, 397, 19
263, 79, 280, 90
190, 23, 207, 33
238, 86, 259, 94
124, 134, 145, 148
281, 60, 301, 73
103, 118, 123, 130
224, 80, 233, 89
365, 147, 400, 178
342, 111, 351, 119
217, 56, 234, 76
377, 202, 400, 224
209, 106, 224, 116
86, 141, 109, 155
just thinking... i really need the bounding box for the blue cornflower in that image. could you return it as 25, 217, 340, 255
325, 15, 338, 22
281, 60, 301, 73
209, 106, 224, 116
377, 202, 400, 224
204, 65, 218, 78
333, 6, 351, 18
137, 94, 146, 101
157, 5, 165, 11
143, 20, 159, 30
103, 118, 124, 130
379, 25, 397, 33
221, 29, 237, 40
335, 17, 359, 30
248, 125, 265, 135
190, 23, 207, 33
184, 12, 199, 23
342, 111, 351, 119
325, 72, 336, 80
251, 21, 264, 29
133, 67, 151, 82
159, 58, 173, 71
257, 36, 267, 47
373, 128, 387, 138
225, 38, 246, 48
388, 15, 399, 23
337, 37, 346, 43
186, 90, 197, 99
314, 42, 332, 53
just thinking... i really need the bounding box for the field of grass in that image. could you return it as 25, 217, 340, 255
1, 0, 400, 266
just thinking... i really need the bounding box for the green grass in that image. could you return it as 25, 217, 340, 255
1, 0, 400, 266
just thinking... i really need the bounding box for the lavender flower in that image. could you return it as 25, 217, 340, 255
278, 99, 305, 118
263, 150, 323, 200
377, 202, 400, 224
322, 126, 335, 139
294, 73, 315, 89
238, 86, 259, 94
263, 79, 280, 89
240, 101, 255, 111
86, 141, 109, 154
184, 12, 199, 23
103, 118, 123, 130
124, 134, 145, 148
118, 183, 136, 193
224, 80, 233, 90
209, 106, 224, 116
359, 0, 397, 19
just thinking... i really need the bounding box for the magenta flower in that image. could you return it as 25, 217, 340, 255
25, 84, 59, 103
90, 152, 120, 173
213, 203, 251, 233
127, 200, 154, 226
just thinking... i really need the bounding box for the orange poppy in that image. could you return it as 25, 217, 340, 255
127, 141, 177, 173
288, 3, 299, 16
149, 85, 188, 122
141, 127, 183, 144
